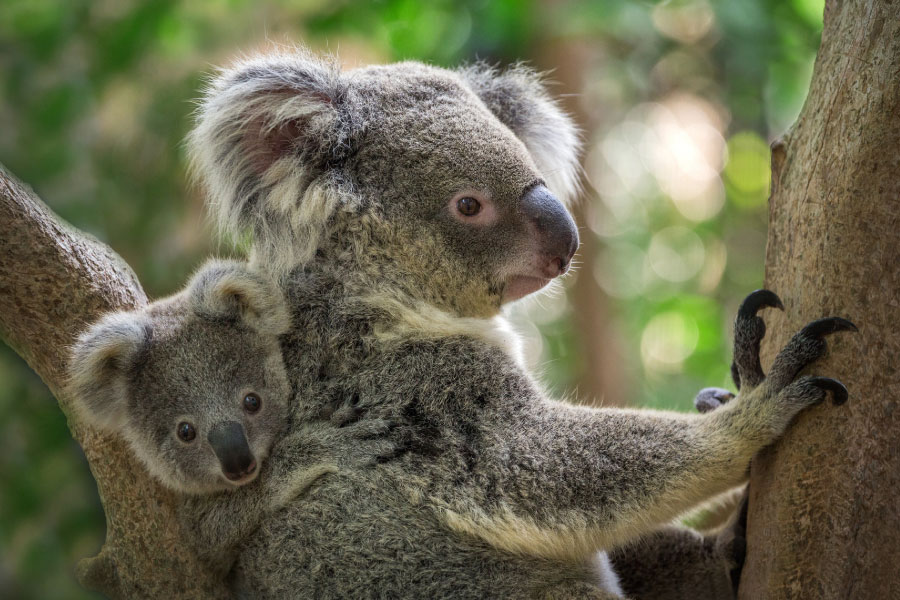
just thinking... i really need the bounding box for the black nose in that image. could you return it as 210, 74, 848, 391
519, 184, 579, 275
207, 421, 256, 481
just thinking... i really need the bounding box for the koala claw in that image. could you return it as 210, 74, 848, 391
799, 316, 858, 338
807, 376, 849, 406
732, 289, 783, 391
737, 289, 784, 318
694, 387, 735, 414
767, 316, 857, 391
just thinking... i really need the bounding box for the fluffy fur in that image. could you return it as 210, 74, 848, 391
68, 259, 291, 495
184, 49, 851, 599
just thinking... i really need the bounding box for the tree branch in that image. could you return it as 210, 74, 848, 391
741, 1, 900, 597
0, 165, 228, 598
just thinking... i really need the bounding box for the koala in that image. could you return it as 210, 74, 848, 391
68, 259, 293, 495
187, 49, 855, 599
68, 258, 397, 576
67, 259, 322, 575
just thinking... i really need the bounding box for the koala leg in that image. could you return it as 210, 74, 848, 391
607, 383, 749, 600
608, 526, 734, 600
610, 386, 743, 600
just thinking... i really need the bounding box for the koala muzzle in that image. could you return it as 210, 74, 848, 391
519, 185, 579, 277
208, 421, 257, 481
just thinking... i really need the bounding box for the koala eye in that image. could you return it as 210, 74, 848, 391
243, 392, 262, 414
177, 422, 196, 443
456, 197, 482, 217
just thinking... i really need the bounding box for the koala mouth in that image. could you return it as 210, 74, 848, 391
223, 462, 259, 486
502, 275, 553, 303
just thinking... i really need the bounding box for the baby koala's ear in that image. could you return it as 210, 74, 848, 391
68, 312, 151, 430
188, 49, 349, 269
459, 63, 582, 208
189, 259, 291, 337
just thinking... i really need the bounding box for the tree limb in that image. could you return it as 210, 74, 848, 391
0, 165, 228, 598
740, 1, 900, 598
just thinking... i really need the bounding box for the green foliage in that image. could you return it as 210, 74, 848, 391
0, 0, 823, 596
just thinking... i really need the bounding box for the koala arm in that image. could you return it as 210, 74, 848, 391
437, 293, 853, 561
178, 434, 338, 576
440, 401, 746, 559
176, 409, 395, 576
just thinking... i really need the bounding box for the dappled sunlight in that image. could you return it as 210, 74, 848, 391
640, 311, 700, 374
648, 226, 706, 283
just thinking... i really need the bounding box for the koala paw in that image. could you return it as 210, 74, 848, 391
732, 289, 856, 414
694, 387, 735, 414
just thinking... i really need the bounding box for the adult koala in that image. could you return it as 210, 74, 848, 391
188, 49, 854, 599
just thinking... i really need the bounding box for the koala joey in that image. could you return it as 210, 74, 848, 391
67, 259, 292, 495
187, 49, 856, 599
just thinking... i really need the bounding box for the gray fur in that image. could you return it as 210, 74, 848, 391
183, 49, 850, 598
68, 259, 291, 496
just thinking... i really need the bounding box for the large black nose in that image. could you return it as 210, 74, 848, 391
207, 421, 256, 481
519, 185, 579, 276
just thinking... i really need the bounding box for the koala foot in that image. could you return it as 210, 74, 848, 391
715, 490, 748, 596
694, 387, 735, 414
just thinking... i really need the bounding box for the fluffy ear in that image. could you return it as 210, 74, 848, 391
459, 63, 582, 208
187, 49, 351, 270
188, 259, 291, 336
68, 313, 151, 430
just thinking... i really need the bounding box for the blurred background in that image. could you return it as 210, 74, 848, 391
0, 0, 824, 597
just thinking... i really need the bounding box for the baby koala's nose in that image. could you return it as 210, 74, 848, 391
208, 420, 256, 481
224, 457, 257, 481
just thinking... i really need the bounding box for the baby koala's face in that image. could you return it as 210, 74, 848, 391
126, 318, 290, 494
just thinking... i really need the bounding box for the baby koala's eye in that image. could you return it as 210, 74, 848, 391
456, 197, 481, 217
177, 421, 196, 443
243, 392, 262, 414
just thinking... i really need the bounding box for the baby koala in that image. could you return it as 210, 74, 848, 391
69, 261, 386, 579
67, 259, 292, 495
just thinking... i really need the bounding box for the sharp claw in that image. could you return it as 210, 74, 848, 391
738, 289, 784, 318
800, 317, 858, 338
809, 377, 849, 405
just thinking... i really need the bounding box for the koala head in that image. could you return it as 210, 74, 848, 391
67, 260, 292, 495
188, 49, 581, 318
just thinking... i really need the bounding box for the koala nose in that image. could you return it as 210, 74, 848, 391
519, 184, 579, 276
207, 421, 257, 481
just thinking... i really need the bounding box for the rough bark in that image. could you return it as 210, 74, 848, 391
740, 1, 900, 598
0, 166, 228, 598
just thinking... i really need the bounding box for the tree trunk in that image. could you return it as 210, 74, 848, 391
0, 166, 228, 598
740, 1, 900, 598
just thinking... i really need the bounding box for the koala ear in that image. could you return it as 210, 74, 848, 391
459, 63, 582, 208
187, 49, 350, 270
188, 259, 291, 336
68, 313, 151, 430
